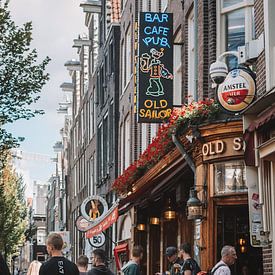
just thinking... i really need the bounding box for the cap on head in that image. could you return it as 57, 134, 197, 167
166, 246, 177, 257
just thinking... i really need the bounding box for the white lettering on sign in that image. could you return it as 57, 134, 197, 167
202, 137, 244, 157
202, 140, 225, 156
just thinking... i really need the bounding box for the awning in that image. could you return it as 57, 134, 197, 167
246, 104, 275, 132
118, 154, 190, 208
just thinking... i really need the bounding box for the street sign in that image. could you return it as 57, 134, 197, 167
88, 233, 106, 248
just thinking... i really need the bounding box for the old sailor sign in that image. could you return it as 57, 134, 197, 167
138, 12, 173, 123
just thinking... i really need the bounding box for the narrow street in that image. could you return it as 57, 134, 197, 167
0, 1, 275, 275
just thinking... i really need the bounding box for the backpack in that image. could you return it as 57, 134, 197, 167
181, 258, 201, 275
197, 263, 227, 275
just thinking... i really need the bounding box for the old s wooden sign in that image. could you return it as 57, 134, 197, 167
202, 137, 244, 161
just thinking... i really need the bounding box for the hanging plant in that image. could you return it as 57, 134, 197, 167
112, 99, 220, 194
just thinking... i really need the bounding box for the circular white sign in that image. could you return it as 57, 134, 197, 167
217, 68, 256, 113
89, 233, 106, 248
81, 195, 108, 222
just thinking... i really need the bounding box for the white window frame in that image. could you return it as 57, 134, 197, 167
120, 123, 124, 174
217, 0, 255, 57
174, 31, 182, 106
125, 25, 132, 86
188, 10, 195, 103
141, 123, 147, 153
125, 115, 131, 169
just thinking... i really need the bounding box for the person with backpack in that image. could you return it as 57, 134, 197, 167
179, 243, 201, 275
210, 245, 237, 275
121, 245, 143, 275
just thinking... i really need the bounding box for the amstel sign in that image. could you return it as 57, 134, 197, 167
217, 68, 256, 113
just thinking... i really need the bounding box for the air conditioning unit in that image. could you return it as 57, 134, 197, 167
238, 33, 264, 65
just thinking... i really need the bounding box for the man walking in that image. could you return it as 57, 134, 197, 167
88, 249, 114, 275
211, 245, 237, 275
121, 245, 143, 275
77, 255, 89, 275
179, 243, 200, 275
39, 233, 79, 275
165, 246, 184, 275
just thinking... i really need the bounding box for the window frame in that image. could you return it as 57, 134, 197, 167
217, 0, 255, 58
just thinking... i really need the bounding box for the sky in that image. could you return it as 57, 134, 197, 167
6, 0, 86, 196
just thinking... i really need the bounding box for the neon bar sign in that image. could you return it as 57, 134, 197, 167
138, 12, 173, 123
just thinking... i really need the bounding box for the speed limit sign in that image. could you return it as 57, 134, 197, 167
88, 233, 106, 248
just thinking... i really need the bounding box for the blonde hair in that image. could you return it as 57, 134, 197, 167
27, 260, 42, 275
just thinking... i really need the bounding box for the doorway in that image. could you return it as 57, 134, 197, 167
217, 205, 263, 275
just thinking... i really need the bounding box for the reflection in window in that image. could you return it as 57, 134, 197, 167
225, 9, 245, 69
223, 0, 242, 8
214, 161, 247, 194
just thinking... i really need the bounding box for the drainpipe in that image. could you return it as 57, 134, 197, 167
194, 0, 198, 102
172, 131, 196, 188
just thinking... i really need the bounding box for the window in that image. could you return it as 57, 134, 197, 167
151, 0, 159, 12
97, 123, 103, 181
120, 123, 124, 173
150, 124, 158, 143
89, 96, 94, 140
83, 45, 89, 93
121, 39, 125, 91
214, 161, 247, 195
141, 0, 148, 11
89, 156, 95, 195
103, 114, 109, 176
174, 31, 182, 105
109, 104, 114, 163
141, 123, 147, 153
218, 0, 255, 69
264, 0, 275, 90
160, 0, 168, 11
188, 10, 195, 102
125, 25, 132, 85
125, 115, 131, 169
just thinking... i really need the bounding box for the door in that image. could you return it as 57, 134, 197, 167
217, 205, 263, 275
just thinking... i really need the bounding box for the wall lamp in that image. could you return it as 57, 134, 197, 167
186, 188, 205, 221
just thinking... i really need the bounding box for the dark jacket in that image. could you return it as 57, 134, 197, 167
88, 265, 114, 275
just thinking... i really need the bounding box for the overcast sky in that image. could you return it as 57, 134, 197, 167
6, 0, 86, 196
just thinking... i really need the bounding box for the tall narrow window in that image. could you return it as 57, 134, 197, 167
121, 40, 125, 91
125, 25, 132, 85
125, 115, 131, 169
174, 31, 182, 106
120, 124, 124, 174
103, 114, 109, 176
188, 10, 195, 103
141, 123, 147, 153
109, 104, 114, 163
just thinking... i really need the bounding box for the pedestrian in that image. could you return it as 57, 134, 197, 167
39, 233, 79, 275
0, 252, 11, 275
77, 255, 89, 275
211, 245, 237, 275
165, 246, 184, 275
179, 243, 200, 275
88, 249, 114, 275
27, 260, 42, 275
121, 245, 143, 275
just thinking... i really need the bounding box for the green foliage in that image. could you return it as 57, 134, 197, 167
0, 160, 27, 257
0, 0, 50, 150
